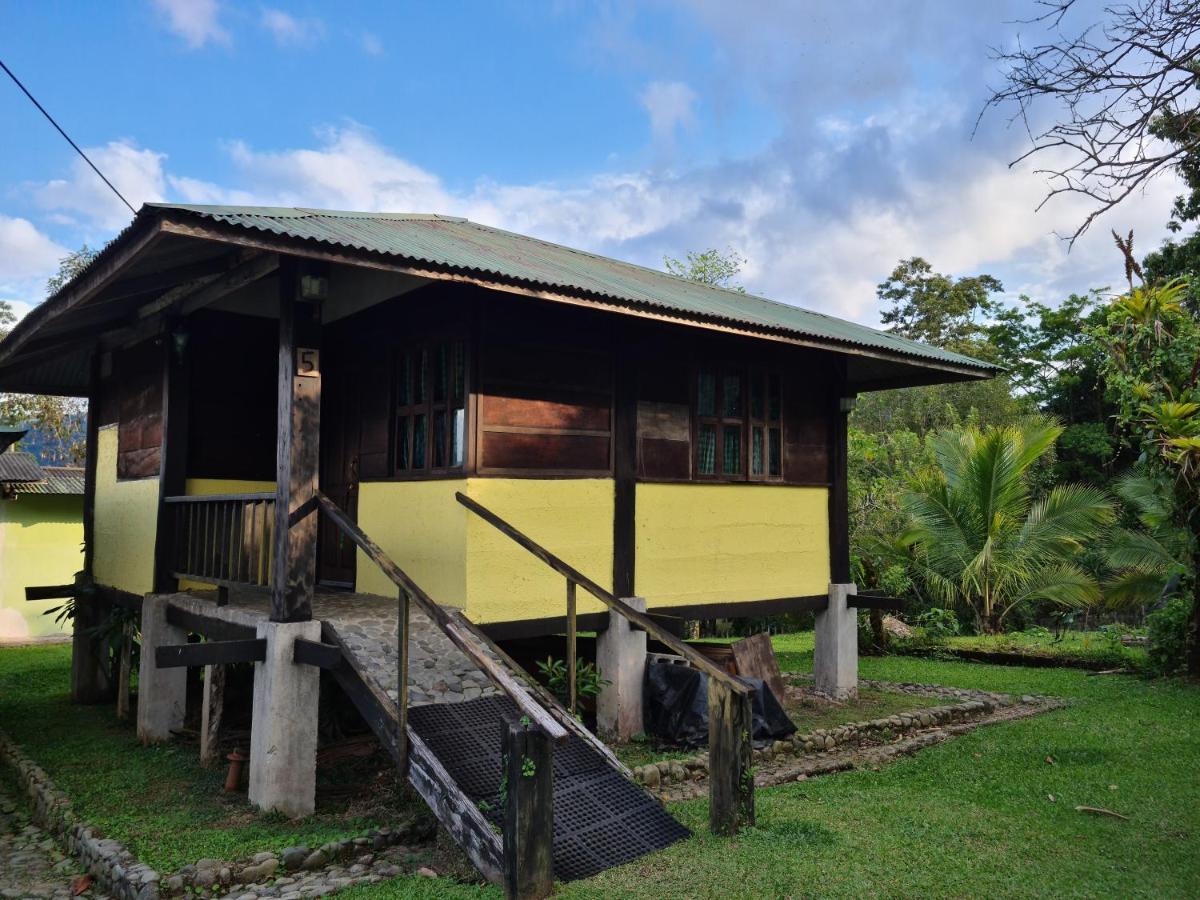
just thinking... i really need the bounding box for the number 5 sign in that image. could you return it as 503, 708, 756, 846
296, 347, 320, 378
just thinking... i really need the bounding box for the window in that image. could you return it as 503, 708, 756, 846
695, 364, 782, 481
395, 340, 466, 475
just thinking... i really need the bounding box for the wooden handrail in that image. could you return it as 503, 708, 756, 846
164, 492, 275, 503
314, 490, 569, 744
454, 491, 751, 696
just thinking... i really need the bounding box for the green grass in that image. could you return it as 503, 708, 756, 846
936, 630, 1148, 668
4, 638, 1198, 898
0, 644, 408, 873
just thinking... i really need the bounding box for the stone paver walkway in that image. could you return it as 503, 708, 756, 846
0, 788, 106, 900
167, 589, 501, 707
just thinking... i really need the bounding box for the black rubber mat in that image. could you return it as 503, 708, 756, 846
408, 695, 691, 881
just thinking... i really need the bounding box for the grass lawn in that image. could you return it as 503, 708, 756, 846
0, 643, 418, 874
3, 637, 1198, 898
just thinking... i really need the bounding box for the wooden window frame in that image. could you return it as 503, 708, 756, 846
392, 336, 469, 480
692, 363, 784, 484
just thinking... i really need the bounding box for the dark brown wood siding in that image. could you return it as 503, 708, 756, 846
113, 340, 163, 479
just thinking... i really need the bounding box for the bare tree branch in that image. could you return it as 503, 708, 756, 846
982, 0, 1200, 244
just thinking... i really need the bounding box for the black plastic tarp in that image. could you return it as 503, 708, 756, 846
643, 662, 796, 749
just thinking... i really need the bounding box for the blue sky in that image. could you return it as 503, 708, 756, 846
0, 0, 1181, 327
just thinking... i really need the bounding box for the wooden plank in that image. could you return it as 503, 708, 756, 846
82, 352, 101, 576
116, 621, 133, 721
730, 633, 786, 704
848, 594, 906, 611
199, 663, 225, 767
502, 722, 554, 900
479, 430, 610, 471
293, 637, 342, 669
271, 259, 320, 623
164, 604, 257, 642
155, 639, 267, 668
454, 491, 752, 697
408, 729, 504, 885
708, 678, 754, 835
24, 584, 76, 601
315, 491, 569, 743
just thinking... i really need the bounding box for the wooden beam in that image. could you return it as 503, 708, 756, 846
612, 333, 637, 599
155, 638, 267, 669
828, 362, 851, 584
154, 327, 190, 593
271, 259, 320, 623
24, 584, 77, 601
708, 677, 754, 835
165, 604, 257, 642
82, 352, 101, 575
293, 638, 342, 669
848, 594, 906, 611
502, 721, 554, 900
136, 253, 279, 320
199, 664, 226, 767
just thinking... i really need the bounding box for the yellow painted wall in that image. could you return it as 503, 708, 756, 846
93, 425, 159, 595
354, 477, 613, 624
464, 478, 613, 624
635, 483, 830, 607
0, 494, 83, 640
356, 479, 470, 605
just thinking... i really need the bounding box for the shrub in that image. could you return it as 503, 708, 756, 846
535, 656, 611, 704
1146, 596, 1192, 676
916, 607, 960, 639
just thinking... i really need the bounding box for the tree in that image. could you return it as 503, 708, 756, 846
663, 248, 746, 291
902, 421, 1115, 633
0, 247, 95, 465
855, 258, 1027, 438
1095, 270, 1200, 672
985, 0, 1200, 241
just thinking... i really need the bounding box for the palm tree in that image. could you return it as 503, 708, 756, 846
1104, 471, 1190, 609
902, 421, 1115, 633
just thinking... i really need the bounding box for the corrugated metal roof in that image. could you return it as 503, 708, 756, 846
0, 451, 44, 484
149, 204, 997, 375
14, 466, 85, 496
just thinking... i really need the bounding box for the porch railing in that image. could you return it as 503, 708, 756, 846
454, 490, 756, 836
164, 492, 276, 588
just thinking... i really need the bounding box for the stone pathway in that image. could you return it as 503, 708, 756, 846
167, 589, 501, 706
0, 787, 107, 900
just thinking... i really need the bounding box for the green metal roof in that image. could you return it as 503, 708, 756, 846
149, 204, 998, 376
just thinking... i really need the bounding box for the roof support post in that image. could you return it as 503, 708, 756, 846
271, 259, 320, 623
828, 360, 852, 585
154, 321, 190, 593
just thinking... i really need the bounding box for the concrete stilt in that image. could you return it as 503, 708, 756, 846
248, 619, 321, 818
814, 583, 858, 699
137, 595, 188, 743
596, 597, 646, 742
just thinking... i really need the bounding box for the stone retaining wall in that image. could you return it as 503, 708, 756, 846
0, 727, 159, 900
630, 678, 1063, 794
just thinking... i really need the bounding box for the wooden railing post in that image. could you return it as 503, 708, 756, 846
708, 678, 754, 836
566, 579, 577, 715
502, 720, 554, 900
397, 588, 410, 775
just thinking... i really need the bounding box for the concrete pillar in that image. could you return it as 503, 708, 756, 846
248, 619, 321, 817
596, 597, 646, 742
814, 583, 858, 699
137, 595, 188, 743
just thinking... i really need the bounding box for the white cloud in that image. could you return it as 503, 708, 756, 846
639, 80, 698, 150
361, 32, 384, 56
150, 0, 229, 48
260, 8, 325, 47
0, 216, 70, 323
34, 141, 167, 230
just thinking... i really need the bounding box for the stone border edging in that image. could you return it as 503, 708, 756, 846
0, 726, 160, 900
630, 678, 1065, 799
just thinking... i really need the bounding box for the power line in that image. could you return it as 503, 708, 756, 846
0, 57, 136, 215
